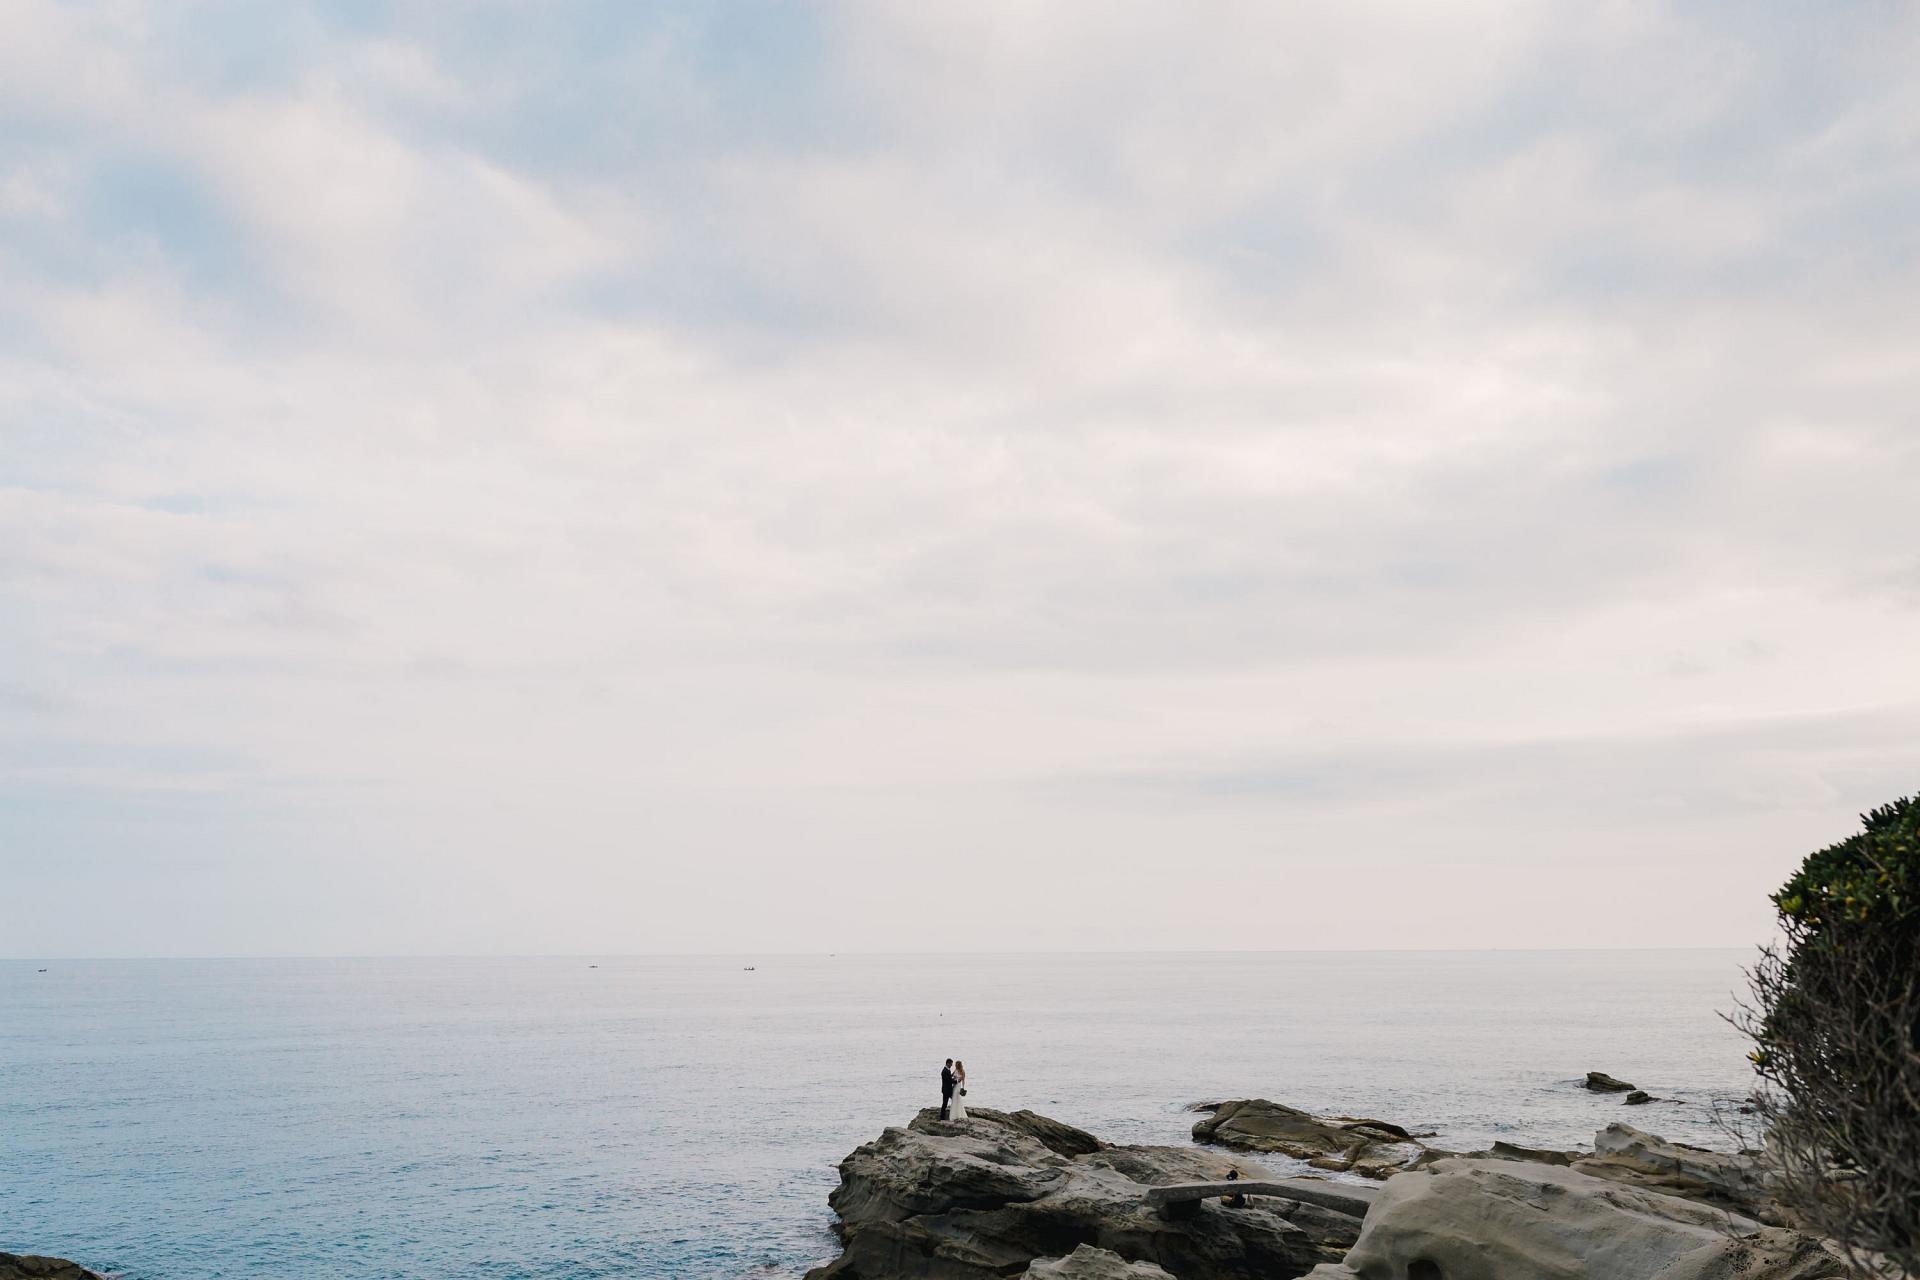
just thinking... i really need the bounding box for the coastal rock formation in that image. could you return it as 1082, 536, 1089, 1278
0, 1256, 108, 1280
1575, 1122, 1776, 1221
1405, 1122, 1776, 1222
1191, 1100, 1427, 1179
1477, 1140, 1573, 1167
1300, 1157, 1846, 1280
1583, 1071, 1636, 1092
811, 1101, 1838, 1280
806, 1108, 1367, 1280
1023, 1244, 1176, 1279
996, 1107, 1108, 1157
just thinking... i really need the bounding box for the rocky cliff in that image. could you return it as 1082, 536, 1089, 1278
805, 1107, 1366, 1280
0, 1255, 107, 1280
1303, 1156, 1847, 1280
811, 1101, 1848, 1280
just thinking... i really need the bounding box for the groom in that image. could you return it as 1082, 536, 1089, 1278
939, 1058, 955, 1120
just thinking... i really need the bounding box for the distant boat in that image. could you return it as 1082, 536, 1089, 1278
744, 966, 756, 971
36, 968, 47, 973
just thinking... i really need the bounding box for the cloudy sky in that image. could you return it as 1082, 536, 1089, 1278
4, 1, 1918, 957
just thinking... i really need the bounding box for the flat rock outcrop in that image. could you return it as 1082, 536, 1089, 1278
807, 1109, 1366, 1280
1480, 1140, 1574, 1166
1023, 1244, 1177, 1279
1575, 1122, 1776, 1221
1408, 1122, 1776, 1222
1301, 1156, 1846, 1280
0, 1256, 107, 1280
1584, 1071, 1636, 1092
938, 1106, 1105, 1157
1191, 1100, 1427, 1179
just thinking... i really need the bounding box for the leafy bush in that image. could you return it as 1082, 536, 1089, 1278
1738, 792, 1920, 1275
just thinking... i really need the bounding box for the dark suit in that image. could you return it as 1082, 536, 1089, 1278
940, 1066, 955, 1120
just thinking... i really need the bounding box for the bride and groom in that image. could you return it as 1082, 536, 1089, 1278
939, 1058, 970, 1121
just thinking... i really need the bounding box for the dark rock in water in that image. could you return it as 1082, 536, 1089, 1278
1624, 1090, 1652, 1104
807, 1109, 1363, 1280
1300, 1156, 1848, 1280
1583, 1071, 1636, 1092
1023, 1244, 1176, 1278
1191, 1100, 1428, 1179
0, 1255, 108, 1280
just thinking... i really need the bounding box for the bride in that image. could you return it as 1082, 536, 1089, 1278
949, 1060, 968, 1120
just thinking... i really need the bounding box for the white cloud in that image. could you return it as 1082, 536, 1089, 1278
3, 1, 1918, 954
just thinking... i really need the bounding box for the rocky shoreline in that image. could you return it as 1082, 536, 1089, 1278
0, 1254, 107, 1280
806, 1097, 1849, 1279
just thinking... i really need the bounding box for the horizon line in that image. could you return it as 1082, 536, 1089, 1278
5, 943, 1765, 962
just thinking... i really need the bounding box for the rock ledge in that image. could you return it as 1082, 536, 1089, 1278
0, 1255, 107, 1280
1191, 1100, 1429, 1179
806, 1108, 1363, 1279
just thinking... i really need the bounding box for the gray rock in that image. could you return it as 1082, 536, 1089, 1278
1306, 1157, 1848, 1280
1408, 1138, 1577, 1173
907, 1106, 1105, 1156
808, 1109, 1361, 1280
1576, 1122, 1776, 1221
1145, 1178, 1379, 1221
1022, 1244, 1176, 1279
1425, 1123, 1777, 1222
1485, 1140, 1575, 1166
1191, 1100, 1428, 1179
1261, 1178, 1379, 1220
1625, 1090, 1652, 1104
0, 1256, 108, 1280
1584, 1071, 1637, 1092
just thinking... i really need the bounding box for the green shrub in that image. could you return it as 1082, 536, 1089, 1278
1771, 794, 1920, 929
1739, 792, 1920, 1275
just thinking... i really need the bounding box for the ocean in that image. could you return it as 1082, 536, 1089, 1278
1, 950, 1758, 1279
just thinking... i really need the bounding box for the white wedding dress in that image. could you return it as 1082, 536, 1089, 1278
949, 1075, 968, 1120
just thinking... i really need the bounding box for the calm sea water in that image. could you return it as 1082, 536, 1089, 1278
1, 951, 1758, 1279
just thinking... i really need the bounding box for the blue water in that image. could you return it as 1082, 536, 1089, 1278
0, 951, 1758, 1278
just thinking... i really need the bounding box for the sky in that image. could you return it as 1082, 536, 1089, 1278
3, 1, 1919, 957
